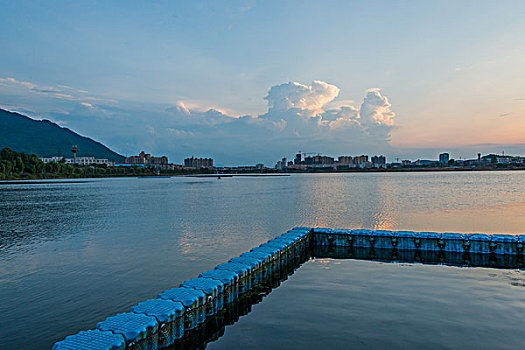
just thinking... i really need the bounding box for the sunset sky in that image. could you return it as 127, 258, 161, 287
1, 0, 524, 165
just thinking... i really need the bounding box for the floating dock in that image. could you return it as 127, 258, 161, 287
53, 228, 525, 350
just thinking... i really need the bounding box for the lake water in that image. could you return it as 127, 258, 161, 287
0, 172, 524, 349
210, 258, 525, 350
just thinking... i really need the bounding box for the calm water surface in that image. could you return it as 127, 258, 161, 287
0, 172, 524, 349
210, 259, 525, 350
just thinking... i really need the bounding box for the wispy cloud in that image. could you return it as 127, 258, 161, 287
172, 99, 239, 117
0, 77, 115, 106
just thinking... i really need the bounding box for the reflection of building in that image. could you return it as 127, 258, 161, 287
126, 151, 169, 169
184, 157, 214, 168
439, 152, 450, 164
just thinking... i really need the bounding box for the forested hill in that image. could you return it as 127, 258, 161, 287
0, 108, 125, 162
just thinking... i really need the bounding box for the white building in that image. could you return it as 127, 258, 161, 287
40, 156, 113, 166
40, 156, 64, 163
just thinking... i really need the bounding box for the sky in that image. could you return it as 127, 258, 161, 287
1, 0, 525, 165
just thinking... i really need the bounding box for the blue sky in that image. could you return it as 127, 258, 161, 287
1, 0, 525, 165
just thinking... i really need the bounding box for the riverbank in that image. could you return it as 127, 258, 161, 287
2, 166, 525, 181
277, 166, 525, 173
0, 173, 155, 181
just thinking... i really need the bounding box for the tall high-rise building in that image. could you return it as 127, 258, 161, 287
313, 155, 334, 165
371, 155, 386, 167
439, 153, 450, 164
338, 156, 354, 165
294, 153, 302, 165
354, 155, 368, 165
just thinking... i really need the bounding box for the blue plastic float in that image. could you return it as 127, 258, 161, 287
130, 299, 185, 346
54, 226, 525, 350
52, 330, 126, 350
95, 313, 158, 348
157, 288, 206, 329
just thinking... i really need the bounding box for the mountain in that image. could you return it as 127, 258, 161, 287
0, 108, 125, 162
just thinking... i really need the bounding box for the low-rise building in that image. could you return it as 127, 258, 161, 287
40, 156, 113, 166
69, 157, 112, 166
414, 159, 438, 166
126, 151, 169, 169
303, 155, 334, 165
184, 157, 214, 168
40, 156, 64, 163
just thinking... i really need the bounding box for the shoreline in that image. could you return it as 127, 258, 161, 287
1, 166, 525, 181
279, 166, 525, 173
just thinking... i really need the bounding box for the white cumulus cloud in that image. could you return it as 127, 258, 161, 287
3, 77, 396, 164
359, 88, 395, 127
264, 80, 340, 115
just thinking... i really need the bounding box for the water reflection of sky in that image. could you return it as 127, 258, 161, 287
210, 259, 525, 350
298, 172, 525, 233
0, 172, 524, 349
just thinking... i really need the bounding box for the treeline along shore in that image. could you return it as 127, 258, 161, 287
0, 148, 214, 180
1, 147, 525, 181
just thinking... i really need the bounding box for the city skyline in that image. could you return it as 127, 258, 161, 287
1, 1, 525, 165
